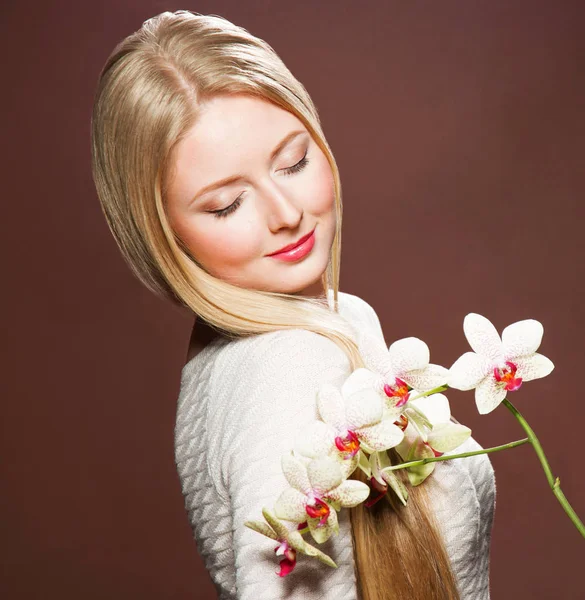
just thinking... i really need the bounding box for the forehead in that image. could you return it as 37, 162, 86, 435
177, 94, 305, 164
167, 95, 307, 202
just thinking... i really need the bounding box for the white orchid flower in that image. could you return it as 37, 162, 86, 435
448, 313, 555, 414
357, 331, 449, 414
274, 452, 370, 544
395, 393, 471, 486
294, 369, 405, 476
245, 507, 337, 576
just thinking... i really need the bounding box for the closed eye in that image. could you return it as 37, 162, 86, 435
210, 151, 310, 219
281, 151, 309, 176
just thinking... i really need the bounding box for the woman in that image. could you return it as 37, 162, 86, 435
91, 10, 495, 599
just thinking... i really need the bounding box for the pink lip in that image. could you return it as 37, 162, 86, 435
267, 227, 316, 262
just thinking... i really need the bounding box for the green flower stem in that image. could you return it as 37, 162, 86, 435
409, 385, 448, 400
384, 437, 530, 471
503, 398, 585, 539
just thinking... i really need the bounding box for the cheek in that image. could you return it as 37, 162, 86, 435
175, 216, 263, 274
306, 151, 336, 215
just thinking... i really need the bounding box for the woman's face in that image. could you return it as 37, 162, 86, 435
165, 94, 337, 297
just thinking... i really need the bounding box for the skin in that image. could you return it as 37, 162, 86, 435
165, 93, 337, 299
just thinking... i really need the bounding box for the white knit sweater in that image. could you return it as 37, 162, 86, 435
174, 292, 496, 599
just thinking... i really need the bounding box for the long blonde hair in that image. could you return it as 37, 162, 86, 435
90, 11, 460, 599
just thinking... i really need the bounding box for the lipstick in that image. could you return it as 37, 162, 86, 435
267, 227, 316, 262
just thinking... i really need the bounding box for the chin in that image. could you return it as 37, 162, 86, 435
277, 262, 330, 296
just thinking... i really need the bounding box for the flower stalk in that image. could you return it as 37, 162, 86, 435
408, 384, 449, 400
384, 437, 530, 471
503, 398, 585, 539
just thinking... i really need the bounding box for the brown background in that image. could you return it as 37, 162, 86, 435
2, 1, 584, 598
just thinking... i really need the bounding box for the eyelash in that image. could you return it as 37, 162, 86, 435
211, 152, 310, 219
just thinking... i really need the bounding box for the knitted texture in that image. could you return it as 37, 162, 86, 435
174, 292, 496, 599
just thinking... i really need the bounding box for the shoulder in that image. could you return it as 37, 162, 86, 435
183, 290, 379, 379
218, 326, 348, 371
213, 290, 385, 404
196, 291, 385, 413
337, 291, 385, 342
211, 328, 352, 419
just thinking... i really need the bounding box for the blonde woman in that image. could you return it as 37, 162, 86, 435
91, 10, 495, 600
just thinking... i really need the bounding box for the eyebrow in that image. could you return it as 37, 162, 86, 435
190, 130, 307, 203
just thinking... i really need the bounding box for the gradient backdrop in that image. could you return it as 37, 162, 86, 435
2, 1, 584, 598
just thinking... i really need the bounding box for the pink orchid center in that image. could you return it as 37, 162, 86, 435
493, 360, 523, 392
384, 377, 410, 407
274, 541, 297, 577
305, 496, 330, 526
334, 429, 360, 458
394, 414, 409, 432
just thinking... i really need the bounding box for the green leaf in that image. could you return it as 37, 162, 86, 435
380, 468, 409, 505
262, 507, 291, 539
358, 449, 372, 477
405, 441, 435, 486
427, 422, 471, 453
407, 404, 433, 432
301, 538, 338, 568
244, 519, 277, 540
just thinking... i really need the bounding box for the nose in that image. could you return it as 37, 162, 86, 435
260, 180, 303, 232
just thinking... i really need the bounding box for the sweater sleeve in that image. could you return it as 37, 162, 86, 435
212, 329, 359, 600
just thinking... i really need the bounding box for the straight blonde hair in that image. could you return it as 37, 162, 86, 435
90, 11, 460, 599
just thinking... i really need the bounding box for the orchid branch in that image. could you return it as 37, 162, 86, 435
384, 437, 530, 471
503, 398, 585, 539
408, 385, 448, 401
